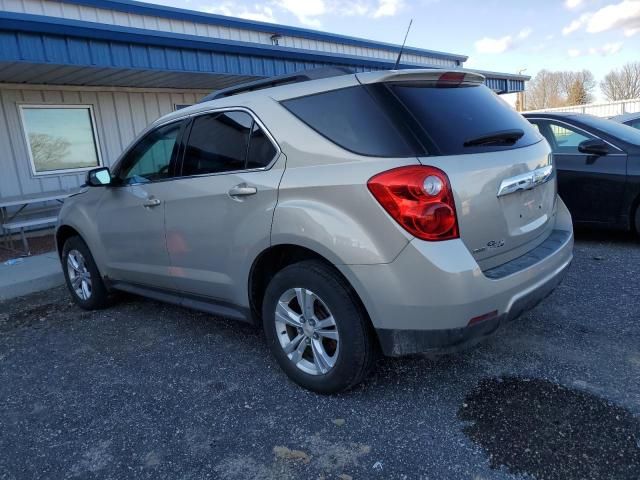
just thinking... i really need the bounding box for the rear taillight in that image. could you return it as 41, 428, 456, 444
367, 166, 459, 241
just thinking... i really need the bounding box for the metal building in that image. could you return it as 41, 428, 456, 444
0, 0, 529, 201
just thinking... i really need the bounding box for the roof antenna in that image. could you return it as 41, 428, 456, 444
394, 19, 413, 70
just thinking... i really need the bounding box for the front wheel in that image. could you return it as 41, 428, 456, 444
62, 236, 110, 310
262, 260, 376, 394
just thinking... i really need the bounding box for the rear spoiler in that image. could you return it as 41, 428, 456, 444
356, 69, 485, 86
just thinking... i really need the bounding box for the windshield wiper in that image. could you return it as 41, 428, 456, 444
463, 129, 524, 147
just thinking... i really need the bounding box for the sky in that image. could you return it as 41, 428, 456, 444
148, 0, 639, 100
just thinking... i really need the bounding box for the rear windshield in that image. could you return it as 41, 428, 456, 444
388, 83, 541, 155
282, 83, 541, 157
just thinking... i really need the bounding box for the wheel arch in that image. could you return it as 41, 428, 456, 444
248, 243, 374, 332
55, 224, 83, 259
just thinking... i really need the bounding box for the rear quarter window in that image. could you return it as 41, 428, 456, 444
281, 86, 418, 157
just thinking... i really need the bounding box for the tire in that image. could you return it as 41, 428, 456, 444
262, 260, 376, 394
635, 204, 640, 237
62, 236, 110, 310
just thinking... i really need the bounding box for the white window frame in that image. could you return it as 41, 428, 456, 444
18, 104, 103, 176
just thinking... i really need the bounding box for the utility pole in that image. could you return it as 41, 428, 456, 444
516, 68, 527, 112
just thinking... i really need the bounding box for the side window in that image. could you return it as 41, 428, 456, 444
281, 86, 416, 157
247, 122, 277, 169
118, 122, 182, 184
548, 122, 593, 153
182, 111, 252, 176
630, 119, 640, 130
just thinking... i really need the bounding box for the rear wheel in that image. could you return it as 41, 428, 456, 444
635, 204, 640, 237
262, 260, 376, 393
62, 236, 110, 310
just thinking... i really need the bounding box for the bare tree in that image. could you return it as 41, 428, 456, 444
525, 69, 596, 110
567, 79, 590, 105
28, 133, 71, 170
562, 70, 595, 104
601, 62, 640, 101
525, 70, 564, 110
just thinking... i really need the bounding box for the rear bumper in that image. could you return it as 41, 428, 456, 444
375, 254, 567, 355
337, 197, 574, 356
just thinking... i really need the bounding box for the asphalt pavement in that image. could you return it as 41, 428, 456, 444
1, 230, 639, 479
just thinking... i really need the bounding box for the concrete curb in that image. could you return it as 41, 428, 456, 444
0, 252, 64, 301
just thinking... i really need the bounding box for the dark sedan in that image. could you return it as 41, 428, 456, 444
610, 112, 640, 130
524, 112, 640, 234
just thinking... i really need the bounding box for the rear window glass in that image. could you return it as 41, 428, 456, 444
389, 83, 541, 155
281, 86, 417, 157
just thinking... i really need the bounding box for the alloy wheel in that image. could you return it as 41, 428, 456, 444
274, 288, 340, 375
67, 249, 92, 301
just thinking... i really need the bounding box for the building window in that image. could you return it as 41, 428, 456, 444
19, 105, 101, 175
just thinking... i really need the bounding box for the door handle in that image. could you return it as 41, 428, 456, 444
143, 198, 161, 208
228, 184, 257, 198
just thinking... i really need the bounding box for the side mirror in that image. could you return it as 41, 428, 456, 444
86, 167, 112, 187
578, 139, 609, 156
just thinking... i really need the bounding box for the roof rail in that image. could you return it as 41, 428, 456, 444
199, 66, 355, 103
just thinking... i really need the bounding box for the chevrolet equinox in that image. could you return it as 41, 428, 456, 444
56, 68, 574, 393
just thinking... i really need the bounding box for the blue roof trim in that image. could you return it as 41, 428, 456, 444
0, 11, 435, 70
0, 12, 526, 92
64, 0, 468, 62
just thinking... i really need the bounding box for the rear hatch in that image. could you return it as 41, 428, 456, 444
357, 70, 556, 269
420, 143, 555, 270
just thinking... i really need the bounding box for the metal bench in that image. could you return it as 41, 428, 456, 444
2, 215, 59, 255
0, 191, 73, 256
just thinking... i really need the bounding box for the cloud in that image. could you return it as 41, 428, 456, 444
203, 3, 277, 23
562, 1, 640, 36
518, 27, 533, 39
566, 42, 623, 57
586, 0, 640, 35
589, 41, 624, 54
373, 0, 404, 17
474, 28, 533, 54
268, 0, 405, 26
272, 0, 326, 26
562, 16, 587, 35
565, 0, 584, 8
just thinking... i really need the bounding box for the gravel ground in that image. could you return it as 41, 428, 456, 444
1, 230, 639, 480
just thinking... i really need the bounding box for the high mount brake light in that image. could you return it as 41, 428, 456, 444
367, 166, 459, 241
437, 72, 466, 87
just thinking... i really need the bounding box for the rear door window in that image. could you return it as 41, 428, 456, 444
181, 111, 278, 176
182, 111, 252, 176
247, 122, 278, 169
388, 83, 542, 155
